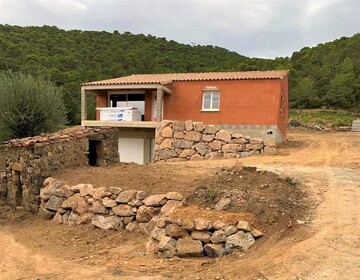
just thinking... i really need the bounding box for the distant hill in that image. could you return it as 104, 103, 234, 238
0, 24, 359, 124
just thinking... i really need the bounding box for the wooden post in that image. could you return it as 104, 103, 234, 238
81, 87, 87, 123
156, 86, 163, 122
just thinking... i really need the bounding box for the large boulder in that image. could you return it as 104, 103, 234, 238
225, 231, 255, 253
136, 205, 161, 223
203, 244, 226, 258
91, 215, 124, 230
112, 205, 135, 217
190, 231, 211, 243
215, 130, 232, 143
176, 237, 203, 257
143, 195, 167, 207
165, 224, 189, 239
115, 190, 137, 203
45, 196, 64, 211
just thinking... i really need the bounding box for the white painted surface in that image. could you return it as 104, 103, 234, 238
118, 138, 144, 164
97, 107, 141, 121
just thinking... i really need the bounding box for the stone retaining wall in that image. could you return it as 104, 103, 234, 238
40, 178, 263, 259
3, 127, 119, 211
154, 120, 276, 161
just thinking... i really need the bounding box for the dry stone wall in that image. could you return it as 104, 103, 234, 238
154, 120, 276, 161
2, 127, 119, 211
40, 178, 263, 259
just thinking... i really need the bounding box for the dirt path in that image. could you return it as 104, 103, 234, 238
1, 129, 359, 280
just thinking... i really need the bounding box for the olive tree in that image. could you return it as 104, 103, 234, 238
0, 71, 67, 141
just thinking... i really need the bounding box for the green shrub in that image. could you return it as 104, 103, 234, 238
0, 71, 67, 141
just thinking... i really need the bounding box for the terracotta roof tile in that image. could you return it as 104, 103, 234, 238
83, 70, 289, 86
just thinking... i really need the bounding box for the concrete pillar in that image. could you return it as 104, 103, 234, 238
156, 86, 163, 122
81, 87, 87, 123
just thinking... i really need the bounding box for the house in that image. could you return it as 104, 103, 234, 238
81, 70, 289, 164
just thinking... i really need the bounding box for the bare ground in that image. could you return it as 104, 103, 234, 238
1, 128, 360, 280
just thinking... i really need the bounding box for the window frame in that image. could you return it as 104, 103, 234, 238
201, 90, 220, 111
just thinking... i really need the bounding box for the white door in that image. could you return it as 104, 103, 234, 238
118, 138, 144, 164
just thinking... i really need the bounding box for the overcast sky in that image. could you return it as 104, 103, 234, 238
0, 0, 359, 58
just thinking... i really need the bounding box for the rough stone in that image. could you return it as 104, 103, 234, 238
191, 231, 211, 243
76, 212, 93, 225
146, 238, 159, 254
190, 154, 204, 161
156, 217, 169, 228
204, 244, 226, 258
90, 187, 107, 200
215, 130, 232, 143
159, 138, 172, 149
211, 230, 227, 244
116, 190, 137, 203
179, 149, 196, 158
214, 197, 231, 211
151, 227, 166, 241
45, 196, 64, 211
61, 194, 79, 210
67, 212, 80, 226
161, 126, 173, 138
11, 162, 23, 172
250, 138, 263, 144
53, 185, 74, 198
173, 139, 194, 149
79, 184, 94, 197
176, 237, 203, 257
125, 221, 139, 232
251, 227, 264, 238
158, 236, 177, 254
128, 199, 143, 207
184, 131, 202, 142
224, 225, 238, 236
158, 149, 178, 160
39, 205, 54, 220
194, 218, 212, 231
193, 122, 204, 132
213, 220, 227, 230
75, 197, 90, 214
91, 200, 107, 214
208, 140, 222, 151
109, 187, 122, 195
161, 200, 182, 215
139, 217, 158, 235
136, 191, 148, 200
184, 120, 193, 131
143, 195, 167, 207
70, 183, 85, 193
173, 121, 185, 131
112, 204, 135, 216
91, 215, 124, 230
136, 205, 161, 223
165, 192, 183, 201
40, 178, 64, 201
225, 231, 255, 253
203, 125, 218, 134
222, 144, 242, 153
202, 134, 215, 142
123, 216, 134, 225
102, 197, 117, 208
194, 142, 208, 156
245, 143, 264, 150
232, 138, 249, 144
174, 131, 185, 139
52, 211, 63, 224
165, 223, 189, 239
183, 219, 195, 231
237, 221, 251, 232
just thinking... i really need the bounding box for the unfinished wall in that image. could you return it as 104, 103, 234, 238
2, 127, 119, 212
154, 120, 276, 162
39, 178, 263, 259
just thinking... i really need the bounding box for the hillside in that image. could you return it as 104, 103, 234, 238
0, 24, 359, 124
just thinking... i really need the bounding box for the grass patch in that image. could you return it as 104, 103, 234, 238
289, 109, 360, 127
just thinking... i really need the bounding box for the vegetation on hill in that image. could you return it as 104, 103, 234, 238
0, 24, 359, 125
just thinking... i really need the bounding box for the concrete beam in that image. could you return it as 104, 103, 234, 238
81, 87, 87, 122
82, 84, 172, 94
156, 86, 163, 122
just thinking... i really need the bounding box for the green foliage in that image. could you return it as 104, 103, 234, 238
0, 24, 359, 124
289, 109, 360, 127
285, 177, 297, 187
0, 71, 67, 141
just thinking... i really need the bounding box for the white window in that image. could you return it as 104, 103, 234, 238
202, 90, 220, 111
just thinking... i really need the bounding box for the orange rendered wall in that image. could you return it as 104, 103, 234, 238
96, 91, 108, 120
163, 79, 282, 126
